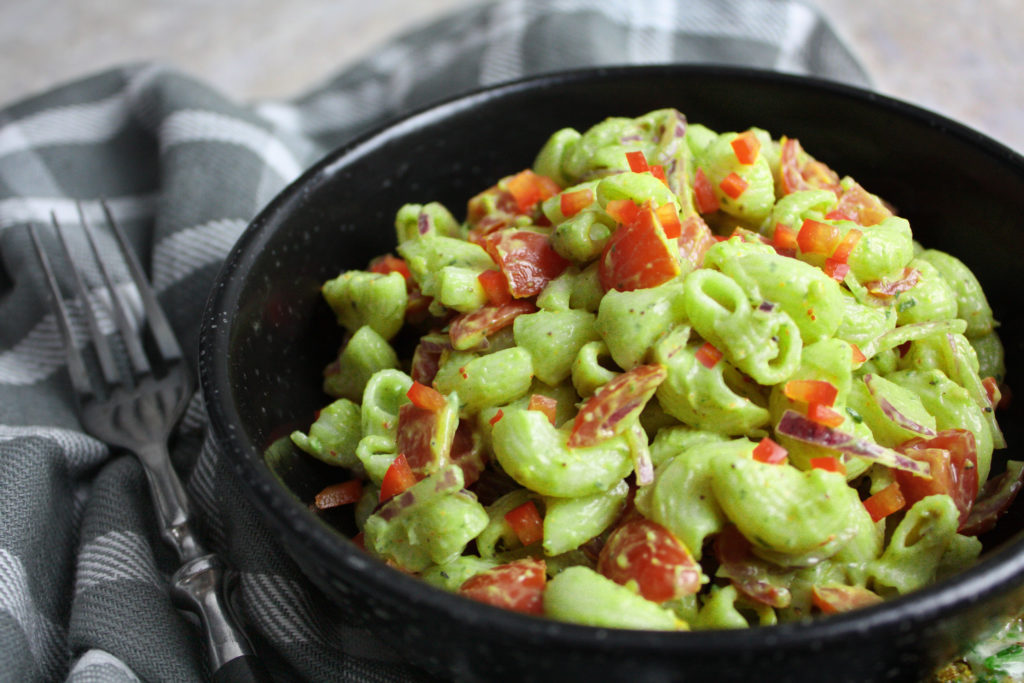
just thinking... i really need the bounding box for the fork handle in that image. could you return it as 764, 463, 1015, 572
173, 555, 272, 682
138, 442, 205, 560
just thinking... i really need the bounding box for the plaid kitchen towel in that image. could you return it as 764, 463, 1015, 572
0, 0, 870, 681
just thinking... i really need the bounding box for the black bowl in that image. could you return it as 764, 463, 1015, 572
199, 65, 1024, 682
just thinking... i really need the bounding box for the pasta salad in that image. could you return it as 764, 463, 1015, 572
290, 109, 1021, 629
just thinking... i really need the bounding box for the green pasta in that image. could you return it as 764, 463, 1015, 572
292, 108, 1013, 631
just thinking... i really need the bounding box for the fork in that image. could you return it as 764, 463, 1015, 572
30, 201, 269, 683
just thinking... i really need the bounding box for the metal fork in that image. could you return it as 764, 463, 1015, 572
30, 201, 268, 683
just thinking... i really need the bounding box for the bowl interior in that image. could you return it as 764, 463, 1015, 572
201, 66, 1024, 680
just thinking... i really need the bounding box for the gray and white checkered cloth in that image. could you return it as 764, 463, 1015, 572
0, 1, 869, 680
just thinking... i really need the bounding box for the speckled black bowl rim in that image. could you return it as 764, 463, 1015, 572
200, 64, 1024, 661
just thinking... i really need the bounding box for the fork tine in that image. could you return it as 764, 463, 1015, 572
51, 210, 123, 388
99, 199, 183, 363
77, 201, 152, 377
29, 222, 95, 398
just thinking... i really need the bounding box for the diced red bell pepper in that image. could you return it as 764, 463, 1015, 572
808, 403, 845, 428
752, 437, 788, 465
484, 229, 570, 298
560, 188, 594, 218
810, 456, 846, 475
650, 164, 668, 185
504, 500, 544, 546
477, 268, 512, 306
831, 228, 862, 264
783, 379, 838, 407
862, 482, 906, 522
368, 254, 413, 282
772, 223, 799, 252
598, 202, 681, 292
314, 479, 364, 509
693, 167, 720, 213
505, 169, 561, 213
625, 150, 650, 173
731, 131, 761, 165
695, 341, 723, 369
719, 172, 748, 199
406, 381, 447, 412
605, 198, 642, 226
380, 453, 416, 502
850, 344, 866, 366
797, 219, 842, 256
527, 393, 558, 425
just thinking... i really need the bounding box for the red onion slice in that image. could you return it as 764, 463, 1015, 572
776, 410, 932, 477
863, 374, 936, 436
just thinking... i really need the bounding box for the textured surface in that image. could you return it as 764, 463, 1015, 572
2, 0, 1021, 153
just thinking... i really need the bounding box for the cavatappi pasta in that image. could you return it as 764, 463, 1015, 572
290, 109, 1020, 629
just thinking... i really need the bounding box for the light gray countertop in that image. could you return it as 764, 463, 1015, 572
3, 0, 1021, 153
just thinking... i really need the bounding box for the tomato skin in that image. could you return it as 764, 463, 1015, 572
396, 404, 447, 478
714, 525, 790, 607
895, 429, 979, 529
527, 393, 558, 425
477, 269, 512, 306
458, 559, 547, 614
410, 336, 449, 385
779, 137, 842, 195
865, 267, 921, 299
811, 584, 883, 614
597, 518, 701, 603
693, 167, 720, 213
598, 203, 681, 292
568, 364, 666, 448
450, 419, 487, 487
484, 229, 569, 298
832, 181, 892, 226
449, 299, 536, 349
678, 214, 717, 269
